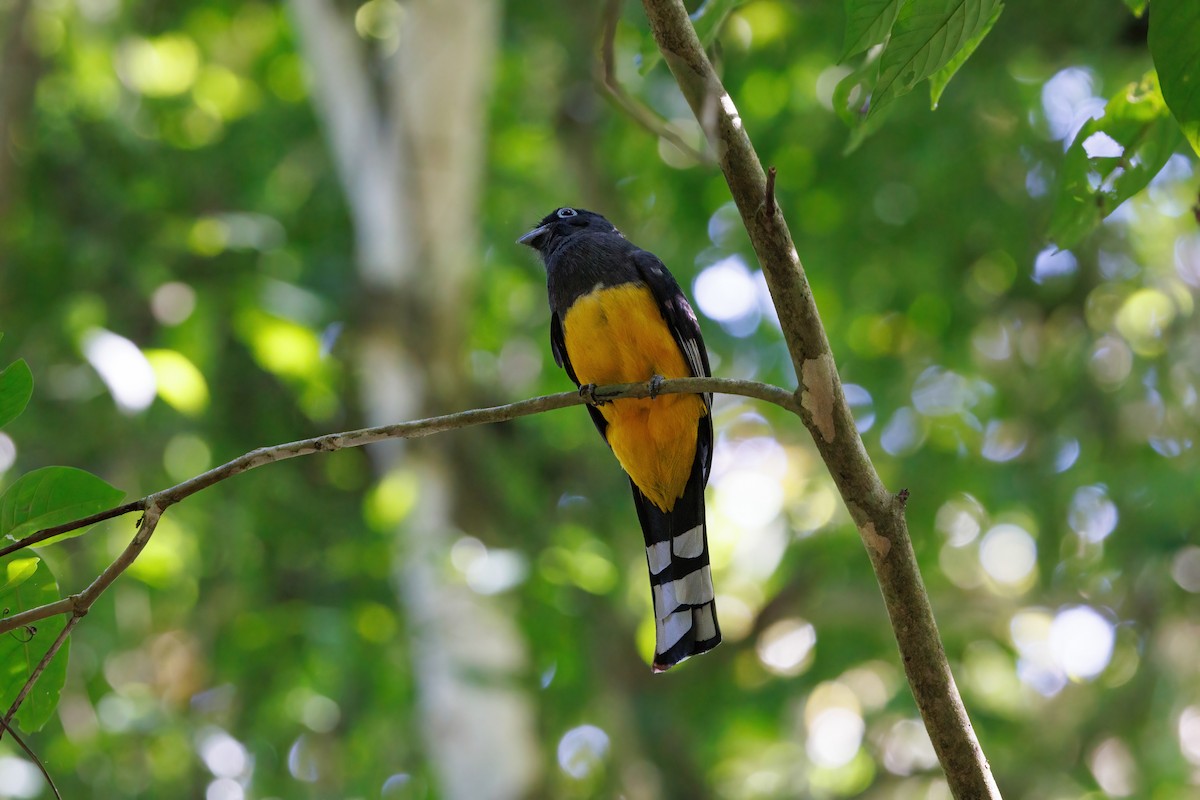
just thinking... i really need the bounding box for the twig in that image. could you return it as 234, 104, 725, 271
0, 501, 146, 559
0, 376, 798, 638
764, 165, 777, 218
597, 0, 709, 163
0, 716, 61, 800
639, 1, 1002, 797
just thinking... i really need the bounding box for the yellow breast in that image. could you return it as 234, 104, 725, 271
562, 283, 707, 512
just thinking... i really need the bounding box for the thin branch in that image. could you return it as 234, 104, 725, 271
0, 716, 61, 800
639, 1, 1002, 797
597, 0, 709, 164
0, 501, 145, 559
0, 377, 798, 638
2, 615, 80, 735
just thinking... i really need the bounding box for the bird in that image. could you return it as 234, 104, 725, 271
519, 207, 720, 672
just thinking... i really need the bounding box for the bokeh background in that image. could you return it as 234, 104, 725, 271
1, 0, 1199, 798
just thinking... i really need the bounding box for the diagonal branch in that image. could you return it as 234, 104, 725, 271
639, 1, 1002, 797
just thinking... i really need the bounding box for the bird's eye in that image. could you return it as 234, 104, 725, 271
556, 207, 577, 218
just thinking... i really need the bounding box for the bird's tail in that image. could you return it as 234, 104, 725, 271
630, 455, 721, 672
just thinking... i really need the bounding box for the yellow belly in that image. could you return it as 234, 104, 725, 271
562, 284, 707, 512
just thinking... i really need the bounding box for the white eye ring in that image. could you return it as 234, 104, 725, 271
556, 207, 577, 218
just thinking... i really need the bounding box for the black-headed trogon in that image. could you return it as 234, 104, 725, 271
519, 207, 720, 672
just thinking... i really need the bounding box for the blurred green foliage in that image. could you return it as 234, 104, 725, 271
1, 0, 1199, 798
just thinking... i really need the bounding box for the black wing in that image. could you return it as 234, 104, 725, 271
550, 311, 609, 440
630, 249, 714, 482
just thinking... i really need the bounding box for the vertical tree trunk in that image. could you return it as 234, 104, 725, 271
289, 2, 542, 796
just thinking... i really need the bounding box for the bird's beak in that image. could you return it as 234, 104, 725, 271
517, 224, 549, 249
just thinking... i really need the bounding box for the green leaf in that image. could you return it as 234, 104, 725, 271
842, 0, 901, 60
1149, 0, 1200, 157
0, 466, 125, 545
0, 554, 69, 733
641, 0, 749, 75
0, 359, 33, 430
1123, 0, 1146, 17
1048, 72, 1184, 249
834, 53, 894, 152
870, 0, 1004, 119
929, 2, 1002, 109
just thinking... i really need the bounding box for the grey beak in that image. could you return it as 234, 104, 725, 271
517, 224, 549, 248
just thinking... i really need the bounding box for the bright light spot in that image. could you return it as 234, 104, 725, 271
82, 328, 157, 413
0, 756, 43, 799
1049, 605, 1114, 680
1116, 288, 1176, 355
1033, 247, 1077, 284
450, 536, 528, 595
1088, 738, 1138, 797
1082, 131, 1123, 158
198, 728, 249, 778
707, 202, 743, 247
557, 724, 610, 780
815, 65, 851, 110
880, 407, 925, 456
1171, 547, 1200, 593
935, 495, 983, 546
146, 349, 210, 415
1010, 608, 1067, 696
1054, 438, 1080, 472
1175, 233, 1200, 289
382, 773, 413, 798
843, 383, 875, 432
1089, 335, 1133, 387
981, 419, 1028, 462
355, 0, 403, 41
694, 255, 759, 322
1041, 67, 1104, 143
0, 433, 15, 474
118, 34, 200, 97
881, 718, 937, 776
206, 778, 244, 800
151, 281, 197, 325
1179, 706, 1200, 765
288, 735, 320, 782
756, 618, 816, 676
1068, 485, 1117, 543
302, 694, 341, 733
716, 469, 784, 529
911, 367, 972, 416
979, 524, 1036, 589
806, 708, 864, 768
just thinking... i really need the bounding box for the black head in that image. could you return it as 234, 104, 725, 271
517, 207, 621, 255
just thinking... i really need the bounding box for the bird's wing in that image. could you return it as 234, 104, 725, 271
550, 310, 609, 440
630, 248, 714, 481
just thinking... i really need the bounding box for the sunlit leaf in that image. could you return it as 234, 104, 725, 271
0, 466, 125, 545
870, 0, 1004, 119
0, 359, 33, 429
1149, 0, 1200, 157
842, 0, 900, 60
0, 554, 69, 733
1123, 0, 1146, 17
929, 2, 1003, 109
1048, 72, 1184, 248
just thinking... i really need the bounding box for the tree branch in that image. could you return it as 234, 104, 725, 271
639, 1, 1001, 797
0, 376, 798, 638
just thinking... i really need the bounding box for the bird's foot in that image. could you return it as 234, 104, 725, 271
648, 374, 665, 400
579, 383, 610, 406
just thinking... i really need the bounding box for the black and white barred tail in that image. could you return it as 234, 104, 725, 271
630, 452, 721, 672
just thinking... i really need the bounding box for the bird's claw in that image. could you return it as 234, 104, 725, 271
579, 383, 609, 406
648, 374, 665, 399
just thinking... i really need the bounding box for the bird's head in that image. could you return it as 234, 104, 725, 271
517, 207, 620, 255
